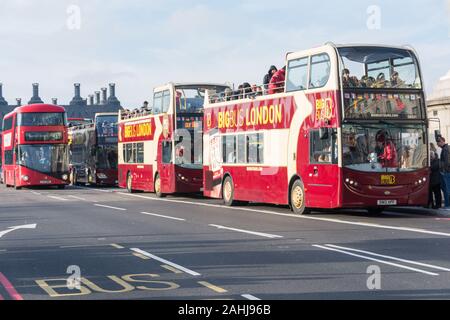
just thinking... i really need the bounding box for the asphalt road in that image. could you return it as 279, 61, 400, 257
1, 184, 450, 300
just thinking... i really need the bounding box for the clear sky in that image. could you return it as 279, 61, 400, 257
0, 0, 449, 107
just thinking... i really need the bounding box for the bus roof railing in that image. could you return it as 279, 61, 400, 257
207, 81, 286, 104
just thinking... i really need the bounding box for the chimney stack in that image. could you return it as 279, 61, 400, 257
0, 83, 8, 106
107, 83, 120, 107
16, 98, 22, 107
101, 87, 107, 105
88, 95, 94, 106
95, 91, 101, 105
28, 83, 44, 104
52, 98, 58, 105
69, 83, 87, 106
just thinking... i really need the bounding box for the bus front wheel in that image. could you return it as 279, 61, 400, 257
290, 179, 309, 215
154, 174, 165, 198
126, 172, 134, 193
222, 176, 236, 206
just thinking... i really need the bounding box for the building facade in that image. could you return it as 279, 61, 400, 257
0, 83, 123, 131
427, 71, 450, 142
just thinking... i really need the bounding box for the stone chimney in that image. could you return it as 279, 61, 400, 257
101, 87, 107, 105
52, 98, 58, 105
69, 83, 87, 106
95, 91, 101, 105
0, 83, 8, 106
16, 98, 22, 107
107, 83, 120, 107
28, 83, 44, 104
88, 95, 94, 106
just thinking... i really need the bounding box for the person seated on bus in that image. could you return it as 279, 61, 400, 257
373, 73, 388, 88
375, 130, 398, 168
268, 66, 286, 94
342, 68, 359, 87
390, 71, 405, 88
263, 65, 278, 92
227, 151, 236, 163
241, 83, 252, 98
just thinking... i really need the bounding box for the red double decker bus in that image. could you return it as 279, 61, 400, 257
118, 83, 228, 196
1, 104, 69, 189
203, 43, 429, 214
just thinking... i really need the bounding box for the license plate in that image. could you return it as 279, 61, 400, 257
377, 200, 397, 206
40, 180, 51, 184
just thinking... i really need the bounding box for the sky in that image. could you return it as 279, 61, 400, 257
0, 0, 449, 108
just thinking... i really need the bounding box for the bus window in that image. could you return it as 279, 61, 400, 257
286, 57, 309, 92
247, 133, 264, 164
153, 92, 163, 115
136, 143, 144, 164
309, 53, 331, 89
237, 135, 246, 163
4, 150, 13, 165
310, 130, 336, 164
3, 117, 13, 131
162, 90, 171, 113
222, 135, 237, 164
162, 141, 172, 164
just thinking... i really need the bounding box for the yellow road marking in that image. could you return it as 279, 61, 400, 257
198, 281, 228, 293
133, 252, 151, 260
110, 243, 124, 249
161, 264, 183, 274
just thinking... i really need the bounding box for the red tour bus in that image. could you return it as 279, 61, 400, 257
2, 104, 69, 189
118, 83, 228, 196
203, 43, 429, 214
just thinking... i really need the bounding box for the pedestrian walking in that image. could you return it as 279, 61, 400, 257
437, 136, 450, 209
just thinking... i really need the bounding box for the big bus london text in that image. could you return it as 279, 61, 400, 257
1, 104, 69, 189
118, 83, 228, 196
203, 43, 429, 214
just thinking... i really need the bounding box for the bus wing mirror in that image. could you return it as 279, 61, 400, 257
435, 130, 442, 143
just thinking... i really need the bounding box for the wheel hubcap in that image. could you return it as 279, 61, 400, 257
292, 185, 304, 209
224, 181, 232, 201
155, 178, 160, 193
127, 176, 132, 190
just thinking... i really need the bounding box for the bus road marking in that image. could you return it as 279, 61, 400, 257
313, 245, 439, 276
119, 192, 450, 239
141, 212, 186, 221
133, 252, 151, 260
94, 204, 127, 211
68, 195, 98, 203
209, 224, 283, 239
110, 243, 125, 249
0, 272, 23, 300
325, 244, 450, 272
161, 265, 183, 274
72, 186, 114, 193
242, 294, 261, 300
198, 281, 228, 293
130, 248, 201, 276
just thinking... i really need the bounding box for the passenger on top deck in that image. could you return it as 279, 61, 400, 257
263, 65, 278, 91
268, 66, 286, 94
342, 68, 359, 87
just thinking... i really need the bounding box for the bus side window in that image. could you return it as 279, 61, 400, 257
153, 92, 163, 115
286, 57, 309, 92
309, 53, 331, 89
162, 141, 172, 164
162, 90, 171, 113
310, 130, 334, 164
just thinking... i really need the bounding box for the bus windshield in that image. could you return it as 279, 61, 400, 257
338, 46, 422, 89
18, 112, 66, 126
341, 123, 427, 173
96, 144, 118, 170
17, 144, 69, 173
96, 115, 118, 137
176, 85, 228, 113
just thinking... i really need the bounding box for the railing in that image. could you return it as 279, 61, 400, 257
208, 81, 285, 104
120, 108, 153, 120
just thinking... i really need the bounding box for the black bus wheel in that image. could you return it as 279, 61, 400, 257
127, 172, 134, 193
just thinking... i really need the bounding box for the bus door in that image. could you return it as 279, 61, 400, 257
158, 139, 175, 193
304, 128, 340, 208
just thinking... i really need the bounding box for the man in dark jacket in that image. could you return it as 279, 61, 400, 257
263, 65, 278, 92
437, 136, 450, 209
429, 151, 442, 209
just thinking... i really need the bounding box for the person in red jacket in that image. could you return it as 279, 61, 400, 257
268, 66, 286, 94
376, 130, 398, 168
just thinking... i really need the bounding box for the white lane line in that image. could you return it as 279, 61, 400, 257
242, 294, 261, 300
209, 224, 283, 239
30, 191, 41, 195
67, 195, 98, 203
313, 245, 439, 276
130, 248, 201, 276
72, 186, 114, 193
119, 192, 450, 238
141, 212, 186, 221
47, 195, 69, 201
94, 204, 127, 211
325, 244, 450, 272
0, 224, 37, 239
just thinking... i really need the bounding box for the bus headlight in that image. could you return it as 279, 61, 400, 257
62, 174, 68, 181
21, 175, 29, 182
97, 173, 108, 179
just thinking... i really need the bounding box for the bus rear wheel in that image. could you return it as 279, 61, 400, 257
126, 172, 134, 193
154, 174, 165, 198
222, 176, 236, 206
290, 179, 309, 215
